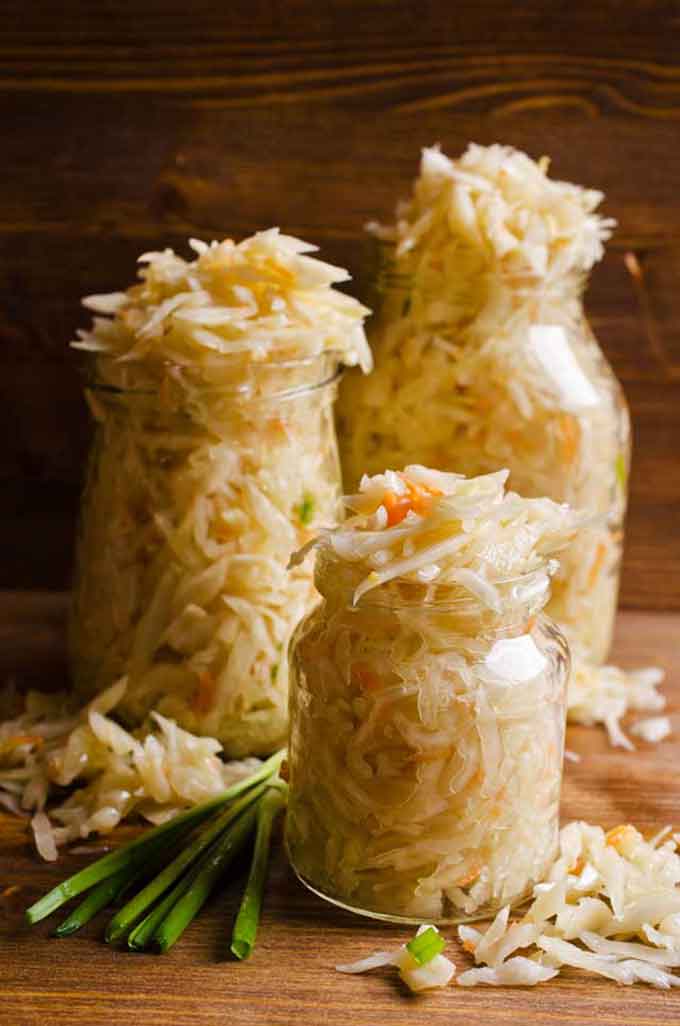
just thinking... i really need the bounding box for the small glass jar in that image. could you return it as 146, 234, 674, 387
69, 352, 342, 758
339, 255, 630, 664
286, 562, 570, 923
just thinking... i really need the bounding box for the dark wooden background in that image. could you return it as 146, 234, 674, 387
2, 1, 680, 608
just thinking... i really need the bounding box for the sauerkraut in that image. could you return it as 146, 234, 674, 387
286, 466, 577, 922
458, 820, 680, 989
337, 144, 646, 735
0, 679, 262, 855
69, 230, 371, 757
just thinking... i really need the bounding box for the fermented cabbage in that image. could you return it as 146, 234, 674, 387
286, 466, 576, 921
337, 144, 645, 735
0, 678, 262, 853
458, 820, 680, 988
70, 230, 371, 757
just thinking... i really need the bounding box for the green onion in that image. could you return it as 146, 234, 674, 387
26, 749, 285, 926
53, 867, 129, 937
615, 453, 627, 492
406, 927, 445, 966
230, 785, 287, 959
154, 800, 259, 953
126, 856, 205, 951
105, 776, 271, 944
297, 494, 315, 526
27, 809, 205, 926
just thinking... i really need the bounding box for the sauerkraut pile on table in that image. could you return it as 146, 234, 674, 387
339, 821, 680, 991
286, 466, 579, 920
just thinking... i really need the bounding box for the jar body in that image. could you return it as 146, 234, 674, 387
70, 356, 342, 757
339, 279, 630, 663
286, 596, 569, 923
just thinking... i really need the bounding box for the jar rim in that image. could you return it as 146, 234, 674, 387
319, 561, 557, 616
82, 350, 344, 404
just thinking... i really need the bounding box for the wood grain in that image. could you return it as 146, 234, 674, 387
1, 2, 679, 605
0, 606, 678, 1026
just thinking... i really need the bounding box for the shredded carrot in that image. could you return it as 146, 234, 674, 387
269, 417, 288, 436
569, 856, 585, 875
559, 414, 580, 465
605, 824, 631, 849
351, 662, 382, 692
462, 939, 477, 954
454, 867, 481, 888
476, 393, 495, 413
587, 542, 608, 589
192, 671, 218, 715
214, 524, 233, 542
525, 616, 536, 633
1, 885, 20, 899
382, 477, 443, 527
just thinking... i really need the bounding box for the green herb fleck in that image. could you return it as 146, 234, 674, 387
615, 453, 628, 492
270, 663, 278, 683
297, 494, 315, 526
406, 926, 445, 966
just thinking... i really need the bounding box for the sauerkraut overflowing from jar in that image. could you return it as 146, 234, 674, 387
286, 466, 578, 922
69, 229, 371, 757
337, 144, 647, 737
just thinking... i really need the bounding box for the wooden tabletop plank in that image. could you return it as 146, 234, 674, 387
1, 606, 678, 1025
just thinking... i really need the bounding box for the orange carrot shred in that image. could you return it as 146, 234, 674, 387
352, 662, 382, 692
192, 671, 218, 715
559, 414, 580, 465
382, 477, 443, 527
605, 824, 629, 847
588, 541, 608, 589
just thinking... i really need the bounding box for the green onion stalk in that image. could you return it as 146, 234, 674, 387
26, 749, 287, 958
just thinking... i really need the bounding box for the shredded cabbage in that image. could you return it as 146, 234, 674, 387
337, 144, 654, 742
458, 820, 680, 988
69, 230, 371, 757
336, 924, 456, 992
286, 467, 577, 921
0, 679, 262, 854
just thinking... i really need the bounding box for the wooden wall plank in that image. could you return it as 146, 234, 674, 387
1, 5, 679, 604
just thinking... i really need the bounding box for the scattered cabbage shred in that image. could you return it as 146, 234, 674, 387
457, 820, 680, 989
338, 143, 664, 746
0, 680, 261, 852
333, 823, 680, 993
336, 924, 455, 993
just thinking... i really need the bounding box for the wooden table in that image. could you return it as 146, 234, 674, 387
2, 5, 680, 1023
1, 605, 678, 1025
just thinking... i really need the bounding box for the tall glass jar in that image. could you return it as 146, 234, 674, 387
286, 561, 570, 924
70, 352, 343, 758
339, 260, 630, 664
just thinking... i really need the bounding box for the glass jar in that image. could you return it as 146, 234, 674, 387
286, 564, 570, 923
339, 256, 630, 664
69, 352, 343, 758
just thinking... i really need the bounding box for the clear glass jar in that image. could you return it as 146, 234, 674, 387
286, 564, 570, 924
70, 352, 343, 758
339, 257, 630, 663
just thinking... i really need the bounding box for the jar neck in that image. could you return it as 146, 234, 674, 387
83, 351, 342, 419
315, 557, 556, 637
376, 240, 586, 322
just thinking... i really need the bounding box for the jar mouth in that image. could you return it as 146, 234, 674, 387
82, 350, 344, 404
317, 560, 558, 618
